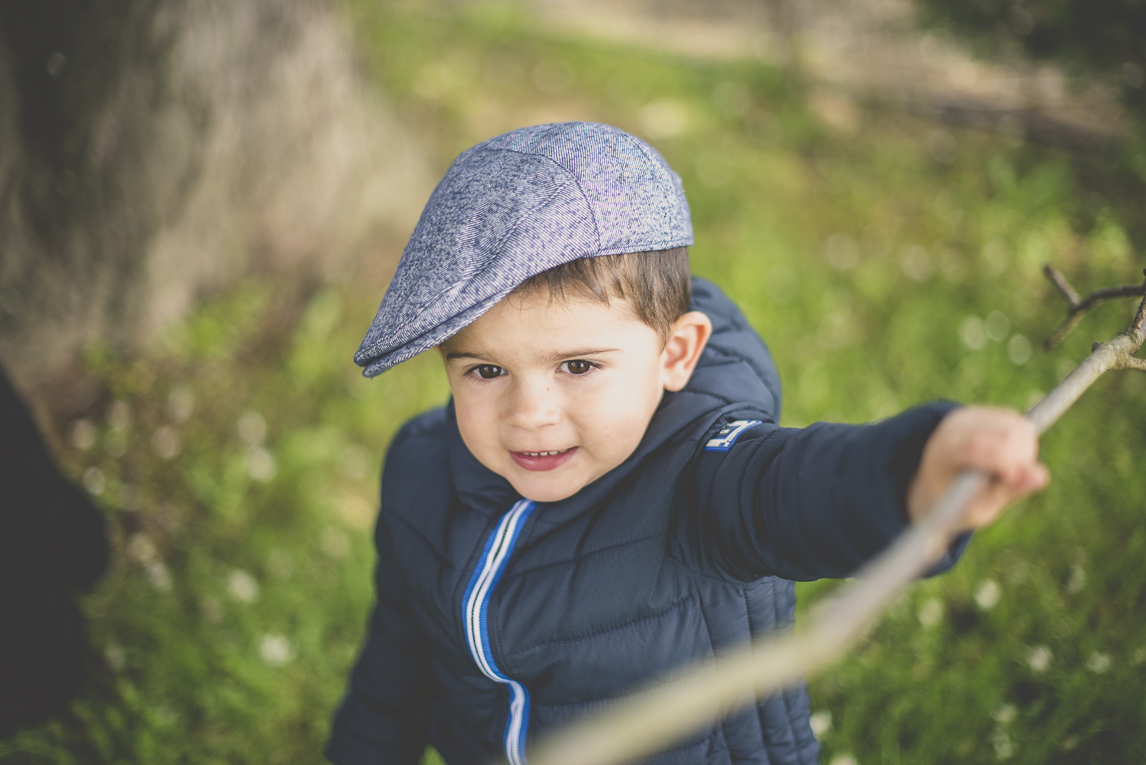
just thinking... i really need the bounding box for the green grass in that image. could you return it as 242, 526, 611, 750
3, 2, 1145, 763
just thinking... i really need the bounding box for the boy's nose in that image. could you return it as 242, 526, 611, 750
506, 378, 561, 430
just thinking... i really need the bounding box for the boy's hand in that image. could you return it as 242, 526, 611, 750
907, 406, 1049, 531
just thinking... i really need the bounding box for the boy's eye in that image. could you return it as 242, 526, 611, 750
562, 360, 594, 375
473, 364, 504, 380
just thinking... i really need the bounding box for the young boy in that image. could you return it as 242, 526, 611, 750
327, 122, 1047, 765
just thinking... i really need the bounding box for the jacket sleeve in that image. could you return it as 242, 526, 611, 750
326, 464, 434, 763
683, 401, 968, 582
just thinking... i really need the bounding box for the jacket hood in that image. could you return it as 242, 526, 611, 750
446, 276, 782, 513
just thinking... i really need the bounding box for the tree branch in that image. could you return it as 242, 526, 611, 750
522, 269, 1146, 765
1044, 266, 1146, 349
1043, 263, 1081, 307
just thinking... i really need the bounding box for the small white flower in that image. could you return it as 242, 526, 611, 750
247, 448, 276, 482
1008, 334, 1032, 365
1086, 651, 1111, 674
975, 579, 1001, 611
899, 244, 932, 282
70, 419, 96, 451
986, 311, 1010, 342
320, 527, 351, 558
810, 710, 832, 737
918, 598, 944, 628
818, 311, 856, 349
259, 634, 294, 666
166, 385, 195, 423
127, 534, 157, 563
992, 729, 1015, 760
151, 426, 181, 460
960, 316, 987, 350
1066, 564, 1086, 594
144, 559, 172, 592
992, 703, 1017, 724
228, 569, 259, 603
237, 410, 267, 447
108, 400, 133, 431
105, 641, 126, 671
83, 467, 106, 496
1027, 645, 1052, 673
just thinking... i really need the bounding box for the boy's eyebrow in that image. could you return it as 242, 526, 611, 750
542, 347, 622, 362
443, 350, 497, 363
444, 348, 622, 363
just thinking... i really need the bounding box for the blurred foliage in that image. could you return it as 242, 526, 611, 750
913, 0, 1146, 125
3, 2, 1145, 764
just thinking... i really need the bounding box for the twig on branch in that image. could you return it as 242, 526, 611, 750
1043, 263, 1081, 307
1130, 271, 1146, 342
1043, 265, 1146, 349
521, 268, 1146, 765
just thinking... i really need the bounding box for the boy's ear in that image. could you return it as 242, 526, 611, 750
660, 311, 712, 392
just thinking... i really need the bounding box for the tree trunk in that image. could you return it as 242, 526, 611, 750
0, 0, 429, 393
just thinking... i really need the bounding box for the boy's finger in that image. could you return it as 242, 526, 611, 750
1005, 462, 1049, 495
1024, 463, 1050, 492
957, 419, 1036, 468
966, 485, 1009, 528
964, 462, 1049, 529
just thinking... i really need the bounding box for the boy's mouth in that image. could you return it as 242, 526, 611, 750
509, 447, 577, 472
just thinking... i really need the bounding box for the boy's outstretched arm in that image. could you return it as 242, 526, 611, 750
907, 406, 1050, 532
684, 401, 1051, 583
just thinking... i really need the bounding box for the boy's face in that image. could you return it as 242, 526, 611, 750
439, 290, 709, 502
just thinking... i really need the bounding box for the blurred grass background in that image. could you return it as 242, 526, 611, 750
3, 2, 1145, 763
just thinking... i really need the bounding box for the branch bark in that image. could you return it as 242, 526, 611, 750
521, 269, 1146, 765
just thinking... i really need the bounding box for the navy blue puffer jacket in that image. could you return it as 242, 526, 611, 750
328, 278, 959, 765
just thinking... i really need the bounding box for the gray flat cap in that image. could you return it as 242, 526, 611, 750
354, 121, 693, 376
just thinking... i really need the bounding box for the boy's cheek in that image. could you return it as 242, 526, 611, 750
452, 398, 502, 462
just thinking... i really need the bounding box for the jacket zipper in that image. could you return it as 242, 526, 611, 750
462, 499, 537, 765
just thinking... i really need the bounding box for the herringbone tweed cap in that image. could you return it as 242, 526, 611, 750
354, 121, 693, 376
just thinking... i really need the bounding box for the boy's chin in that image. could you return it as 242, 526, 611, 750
507, 475, 586, 504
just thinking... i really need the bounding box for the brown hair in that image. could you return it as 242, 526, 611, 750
512, 247, 691, 345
